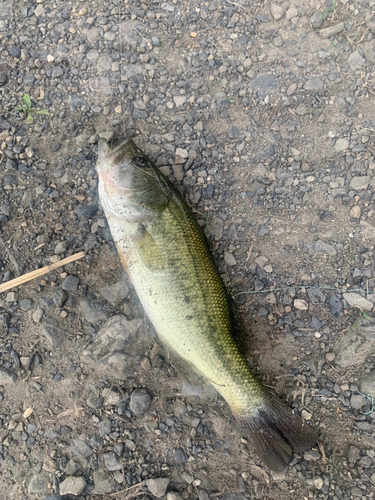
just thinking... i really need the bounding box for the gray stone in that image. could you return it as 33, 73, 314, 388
62, 275, 79, 291
350, 394, 366, 409
97, 55, 112, 73
307, 288, 326, 305
70, 439, 92, 457
224, 252, 236, 266
0, 367, 16, 384
74, 204, 98, 219
296, 104, 307, 115
82, 315, 142, 379
329, 295, 342, 317
92, 470, 115, 494
146, 478, 170, 498
80, 297, 110, 323
305, 77, 324, 91
314, 240, 336, 255
343, 293, 373, 312
309, 11, 323, 28
99, 280, 129, 307
250, 74, 278, 90
320, 22, 344, 39
19, 298, 33, 311
28, 473, 49, 494
360, 370, 375, 395
59, 476, 86, 496
130, 388, 152, 415
52, 66, 64, 78
173, 448, 187, 462
98, 418, 112, 436
41, 319, 64, 350
348, 446, 360, 465
334, 318, 375, 368
34, 4, 45, 17
350, 176, 370, 191
104, 452, 122, 471
270, 3, 285, 20
348, 51, 365, 70
65, 459, 80, 476
54, 241, 69, 255
334, 138, 349, 152
303, 450, 321, 461
258, 225, 269, 236
122, 65, 143, 79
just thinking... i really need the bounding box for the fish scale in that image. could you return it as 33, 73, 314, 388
97, 138, 318, 472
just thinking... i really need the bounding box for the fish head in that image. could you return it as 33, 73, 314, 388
97, 138, 170, 221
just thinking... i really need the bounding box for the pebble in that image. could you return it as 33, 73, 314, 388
348, 51, 365, 70
270, 3, 285, 20
41, 319, 64, 350
59, 476, 86, 496
62, 275, 79, 291
80, 297, 110, 323
304, 450, 321, 461
329, 295, 342, 317
92, 470, 115, 494
349, 206, 361, 218
129, 388, 152, 415
224, 252, 237, 266
146, 478, 170, 498
313, 477, 323, 490
28, 473, 49, 494
99, 280, 129, 307
320, 22, 344, 39
54, 241, 69, 254
314, 240, 336, 255
334, 138, 349, 152
304, 77, 323, 91
350, 176, 370, 191
343, 293, 373, 312
350, 394, 366, 409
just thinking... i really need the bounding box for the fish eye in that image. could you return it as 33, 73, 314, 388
135, 155, 147, 166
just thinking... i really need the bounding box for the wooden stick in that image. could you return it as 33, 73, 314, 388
0, 251, 86, 293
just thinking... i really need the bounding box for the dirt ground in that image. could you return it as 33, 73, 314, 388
1, 0, 375, 499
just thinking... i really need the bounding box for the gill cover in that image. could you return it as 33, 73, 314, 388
97, 138, 171, 221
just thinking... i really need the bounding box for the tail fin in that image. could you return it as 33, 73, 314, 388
237, 394, 318, 473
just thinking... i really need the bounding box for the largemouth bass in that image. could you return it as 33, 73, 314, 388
97, 138, 317, 472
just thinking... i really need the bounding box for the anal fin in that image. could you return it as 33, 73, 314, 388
131, 224, 165, 271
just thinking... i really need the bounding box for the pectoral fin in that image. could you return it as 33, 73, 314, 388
131, 224, 165, 271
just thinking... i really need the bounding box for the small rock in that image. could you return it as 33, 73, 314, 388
270, 3, 284, 20
130, 388, 152, 415
329, 295, 342, 317
62, 275, 79, 291
360, 369, 375, 395
173, 96, 186, 107
348, 51, 365, 70
335, 318, 375, 367
285, 6, 298, 21
295, 104, 307, 115
0, 368, 16, 384
307, 288, 326, 305
74, 204, 98, 219
313, 477, 323, 490
314, 240, 336, 255
320, 22, 344, 39
92, 470, 115, 494
348, 446, 360, 465
54, 241, 69, 255
250, 74, 278, 91
304, 77, 323, 91
257, 225, 269, 236
70, 440, 92, 458
350, 394, 366, 409
343, 293, 373, 312
349, 206, 361, 218
80, 298, 110, 323
334, 138, 349, 152
294, 299, 308, 310
304, 450, 321, 461
146, 478, 170, 498
59, 476, 86, 496
173, 448, 187, 462
19, 298, 33, 311
104, 452, 122, 471
99, 280, 129, 307
224, 252, 236, 266
33, 309, 44, 323
81, 315, 142, 379
350, 176, 370, 191
326, 352, 335, 362
41, 319, 64, 350
167, 493, 183, 500
28, 473, 49, 494
309, 11, 323, 28
254, 256, 268, 268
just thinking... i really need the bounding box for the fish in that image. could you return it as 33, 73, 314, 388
96, 138, 318, 473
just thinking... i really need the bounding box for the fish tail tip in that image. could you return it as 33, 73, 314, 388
237, 397, 318, 473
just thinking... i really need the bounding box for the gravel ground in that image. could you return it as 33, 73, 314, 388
1, 0, 375, 498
